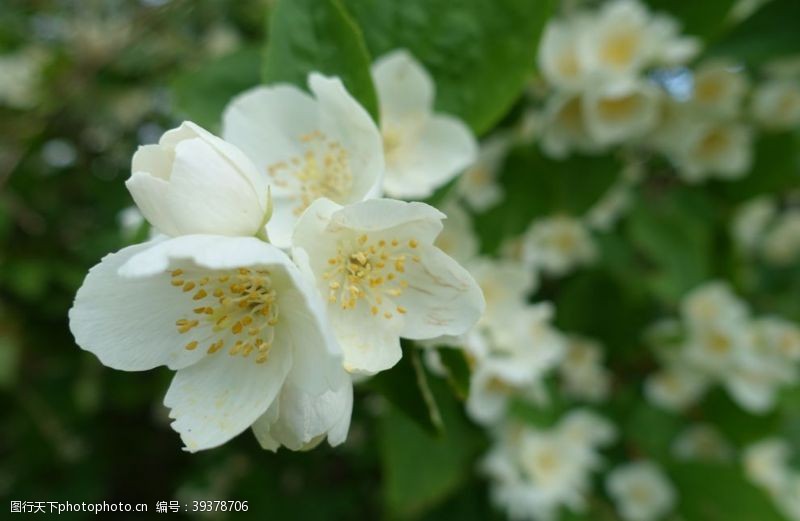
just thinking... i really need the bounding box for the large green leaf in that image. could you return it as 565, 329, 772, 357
343, 0, 555, 134
170, 47, 262, 131
708, 0, 800, 63
379, 376, 484, 518
670, 462, 786, 521
262, 0, 378, 119
475, 146, 620, 253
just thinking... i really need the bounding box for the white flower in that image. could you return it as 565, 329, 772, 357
292, 197, 484, 375
482, 412, 615, 520
559, 337, 612, 403
606, 461, 676, 521
743, 438, 793, 495
434, 199, 479, 264
671, 120, 753, 182
731, 197, 778, 254
577, 0, 659, 81
680, 281, 749, 329
539, 18, 588, 90
683, 320, 751, 377
761, 209, 800, 266
522, 215, 596, 276
126, 122, 270, 238
69, 235, 347, 452
645, 364, 708, 411
751, 79, 800, 130
466, 303, 565, 425
753, 316, 800, 363
671, 424, 733, 462
540, 92, 602, 158
371, 50, 477, 199
222, 74, 384, 248
582, 80, 661, 146
466, 256, 538, 339
559, 409, 618, 449
455, 134, 511, 212
690, 61, 749, 118
648, 15, 701, 66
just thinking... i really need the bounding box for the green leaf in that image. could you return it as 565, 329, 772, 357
623, 402, 683, 460
474, 146, 620, 253
262, 0, 378, 120
626, 186, 716, 303
644, 0, 737, 41
670, 462, 785, 521
379, 376, 484, 518
708, 0, 800, 64
170, 47, 262, 131
366, 346, 443, 436
437, 347, 472, 399
554, 269, 652, 361
343, 0, 556, 134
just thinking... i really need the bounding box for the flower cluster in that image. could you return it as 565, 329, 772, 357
645, 281, 800, 413
530, 0, 800, 185
69, 62, 485, 452
733, 195, 800, 266
744, 438, 800, 521
482, 410, 617, 520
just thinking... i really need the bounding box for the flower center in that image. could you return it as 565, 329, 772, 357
170, 267, 279, 364
323, 234, 421, 319
266, 130, 353, 215
600, 29, 639, 68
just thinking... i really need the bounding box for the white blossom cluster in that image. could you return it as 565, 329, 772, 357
744, 438, 800, 521
69, 54, 487, 453
531, 0, 800, 185
733, 195, 800, 266
482, 411, 617, 520
646, 281, 800, 414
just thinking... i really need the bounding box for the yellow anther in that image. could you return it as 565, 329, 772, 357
182, 281, 196, 292
371, 306, 379, 316
192, 289, 207, 301
171, 269, 184, 277
384, 312, 393, 319
409, 239, 418, 248
171, 279, 184, 287
397, 306, 407, 314
184, 341, 198, 351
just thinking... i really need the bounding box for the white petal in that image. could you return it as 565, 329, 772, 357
69, 240, 208, 371
372, 49, 434, 119
165, 138, 266, 236
125, 172, 177, 236
119, 235, 293, 278
131, 144, 172, 180
331, 198, 445, 237
309, 73, 385, 202
251, 366, 353, 451
383, 115, 477, 199
222, 86, 316, 176
331, 304, 404, 374
164, 341, 292, 452
395, 246, 485, 339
